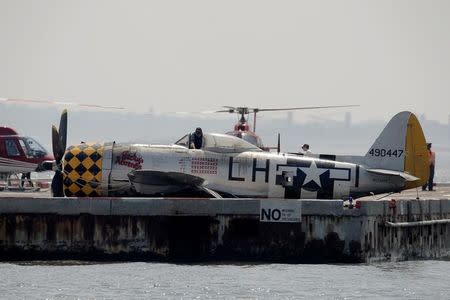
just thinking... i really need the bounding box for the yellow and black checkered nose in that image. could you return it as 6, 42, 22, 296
62, 142, 104, 197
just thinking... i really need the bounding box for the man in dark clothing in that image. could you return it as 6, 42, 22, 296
422, 143, 436, 191
20, 172, 33, 188
190, 127, 203, 149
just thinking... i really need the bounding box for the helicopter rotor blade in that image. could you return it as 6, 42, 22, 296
0, 97, 125, 110
215, 109, 234, 113
215, 107, 237, 113
215, 104, 359, 114
255, 105, 359, 112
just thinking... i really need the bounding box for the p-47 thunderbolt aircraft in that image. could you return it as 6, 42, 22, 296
49, 111, 428, 199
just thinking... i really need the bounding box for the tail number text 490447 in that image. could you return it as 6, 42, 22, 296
368, 149, 403, 157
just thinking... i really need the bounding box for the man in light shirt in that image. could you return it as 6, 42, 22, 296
301, 144, 312, 155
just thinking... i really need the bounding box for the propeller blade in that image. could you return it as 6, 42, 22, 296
51, 109, 69, 197
51, 170, 64, 197
58, 109, 68, 151
52, 125, 63, 163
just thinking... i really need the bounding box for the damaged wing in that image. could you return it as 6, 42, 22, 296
127, 170, 221, 198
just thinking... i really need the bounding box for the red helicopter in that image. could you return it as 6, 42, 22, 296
0, 96, 123, 189
216, 105, 359, 150
0, 126, 54, 187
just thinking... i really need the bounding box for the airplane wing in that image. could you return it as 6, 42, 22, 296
366, 168, 420, 181
128, 170, 218, 197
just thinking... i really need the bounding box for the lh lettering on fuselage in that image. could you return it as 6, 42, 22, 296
228, 157, 269, 183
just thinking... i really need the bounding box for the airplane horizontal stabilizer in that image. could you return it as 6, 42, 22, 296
366, 168, 420, 182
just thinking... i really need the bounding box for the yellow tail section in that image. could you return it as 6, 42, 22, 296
404, 113, 429, 189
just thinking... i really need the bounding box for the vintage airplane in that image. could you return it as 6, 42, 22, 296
216, 105, 359, 149
48, 110, 428, 199
0, 126, 54, 184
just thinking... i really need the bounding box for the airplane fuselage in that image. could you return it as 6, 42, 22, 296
62, 141, 405, 199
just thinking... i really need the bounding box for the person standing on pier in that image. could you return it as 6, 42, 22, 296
301, 144, 312, 155
20, 172, 33, 188
422, 143, 436, 191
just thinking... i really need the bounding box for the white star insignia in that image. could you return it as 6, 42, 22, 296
301, 160, 327, 188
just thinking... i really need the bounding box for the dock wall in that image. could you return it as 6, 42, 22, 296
0, 197, 449, 263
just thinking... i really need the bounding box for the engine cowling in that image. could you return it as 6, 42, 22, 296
62, 142, 104, 197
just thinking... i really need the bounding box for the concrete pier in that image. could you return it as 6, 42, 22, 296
1, 190, 450, 263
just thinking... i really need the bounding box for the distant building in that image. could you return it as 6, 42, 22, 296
287, 111, 293, 125
345, 112, 352, 128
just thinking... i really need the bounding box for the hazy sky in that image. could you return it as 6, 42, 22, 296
1, 0, 450, 123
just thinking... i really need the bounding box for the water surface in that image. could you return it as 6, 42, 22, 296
1, 261, 449, 299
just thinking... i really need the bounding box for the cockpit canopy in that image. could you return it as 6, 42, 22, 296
175, 133, 262, 153
226, 131, 264, 148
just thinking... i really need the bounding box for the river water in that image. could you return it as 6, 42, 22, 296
1, 261, 449, 299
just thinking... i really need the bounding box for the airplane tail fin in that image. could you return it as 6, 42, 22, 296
364, 111, 428, 188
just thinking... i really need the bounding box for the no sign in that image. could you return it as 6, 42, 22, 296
259, 200, 301, 223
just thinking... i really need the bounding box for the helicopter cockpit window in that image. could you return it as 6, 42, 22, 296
5, 139, 20, 156
20, 137, 47, 158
